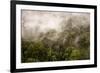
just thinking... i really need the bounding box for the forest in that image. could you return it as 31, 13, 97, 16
21, 11, 90, 63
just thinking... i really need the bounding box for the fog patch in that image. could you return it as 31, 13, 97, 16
21, 10, 90, 42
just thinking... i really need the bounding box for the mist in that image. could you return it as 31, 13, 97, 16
21, 10, 90, 42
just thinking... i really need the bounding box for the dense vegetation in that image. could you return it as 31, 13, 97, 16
21, 17, 90, 63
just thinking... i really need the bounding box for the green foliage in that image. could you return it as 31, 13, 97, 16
21, 40, 90, 63
63, 47, 81, 60
69, 49, 81, 60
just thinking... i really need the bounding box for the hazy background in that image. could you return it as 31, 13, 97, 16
21, 10, 90, 42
